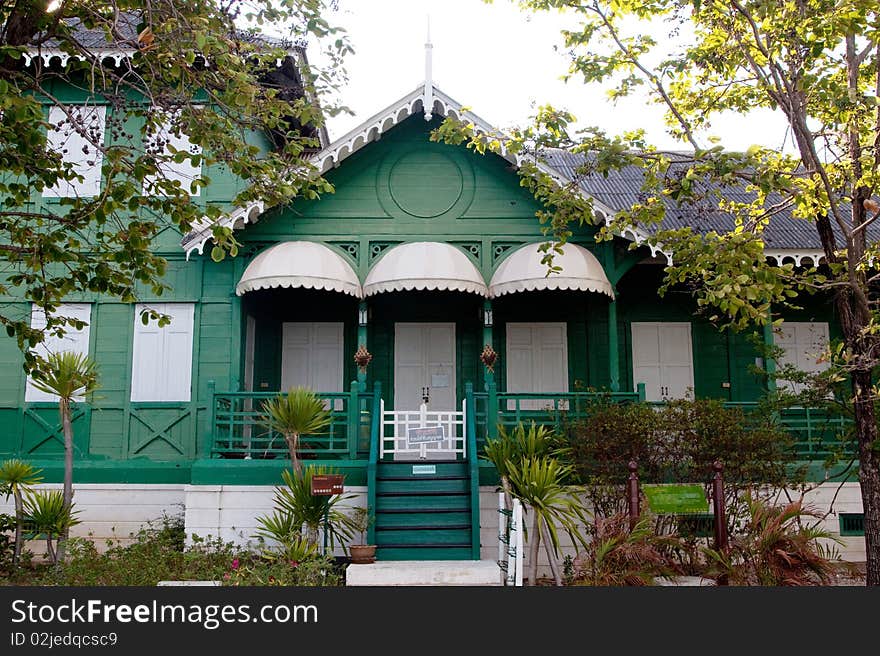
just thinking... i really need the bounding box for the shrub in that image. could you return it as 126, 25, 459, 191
568, 514, 679, 586
27, 515, 241, 586
704, 494, 848, 586
222, 556, 342, 586
255, 466, 356, 552
0, 513, 15, 573
561, 397, 801, 528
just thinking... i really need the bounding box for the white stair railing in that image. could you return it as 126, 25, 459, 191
380, 398, 466, 460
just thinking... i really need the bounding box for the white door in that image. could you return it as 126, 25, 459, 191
394, 323, 456, 410
632, 322, 694, 401
281, 322, 344, 393
774, 322, 830, 393
506, 323, 568, 410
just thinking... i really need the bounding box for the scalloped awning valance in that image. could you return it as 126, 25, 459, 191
363, 241, 488, 298
489, 242, 614, 299
235, 241, 362, 298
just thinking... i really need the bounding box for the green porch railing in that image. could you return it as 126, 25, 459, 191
472, 381, 644, 454
366, 381, 381, 546
722, 403, 854, 460
472, 383, 852, 461
210, 381, 373, 460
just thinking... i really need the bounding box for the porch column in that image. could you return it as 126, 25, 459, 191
608, 297, 620, 392
763, 313, 777, 392
482, 299, 495, 389
357, 300, 369, 391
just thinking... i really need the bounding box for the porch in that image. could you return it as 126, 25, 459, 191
206, 382, 853, 464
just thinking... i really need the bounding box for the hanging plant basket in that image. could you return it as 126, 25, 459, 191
480, 344, 498, 373
354, 344, 373, 374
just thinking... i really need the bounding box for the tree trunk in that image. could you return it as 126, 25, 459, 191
539, 518, 563, 586
286, 432, 302, 477
58, 398, 74, 563
306, 524, 319, 548
528, 510, 540, 586
852, 369, 880, 585
12, 487, 22, 566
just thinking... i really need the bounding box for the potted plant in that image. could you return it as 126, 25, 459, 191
348, 506, 376, 564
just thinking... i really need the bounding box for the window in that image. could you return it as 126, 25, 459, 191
774, 322, 830, 393
25, 303, 92, 402
130, 303, 194, 402
143, 109, 202, 196
281, 322, 344, 393
43, 105, 106, 198
631, 322, 695, 401
505, 323, 568, 410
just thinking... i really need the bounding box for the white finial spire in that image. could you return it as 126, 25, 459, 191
423, 15, 433, 121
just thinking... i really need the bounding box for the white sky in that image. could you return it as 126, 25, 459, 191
317, 0, 792, 152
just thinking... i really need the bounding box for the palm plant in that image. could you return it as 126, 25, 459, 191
260, 387, 330, 477
703, 494, 846, 585
23, 489, 80, 564
572, 514, 678, 586
506, 456, 585, 586
29, 351, 98, 561
0, 459, 43, 566
256, 466, 356, 552
483, 421, 557, 511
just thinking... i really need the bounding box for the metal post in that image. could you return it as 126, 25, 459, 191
712, 460, 729, 571
627, 460, 640, 530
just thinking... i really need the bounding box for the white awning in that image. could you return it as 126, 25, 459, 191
236, 241, 362, 298
489, 242, 614, 299
363, 241, 488, 297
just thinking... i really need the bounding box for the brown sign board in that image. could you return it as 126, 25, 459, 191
311, 474, 345, 496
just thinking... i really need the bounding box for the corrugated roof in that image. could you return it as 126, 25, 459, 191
44, 10, 298, 51
543, 149, 873, 250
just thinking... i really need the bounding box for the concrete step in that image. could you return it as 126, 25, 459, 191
346, 560, 502, 586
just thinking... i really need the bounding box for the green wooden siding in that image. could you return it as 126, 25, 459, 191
0, 106, 844, 483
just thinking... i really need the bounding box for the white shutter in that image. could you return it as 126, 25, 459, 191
632, 322, 694, 401
143, 109, 202, 196
44, 105, 106, 198
506, 323, 568, 410
131, 303, 194, 402
774, 322, 830, 393
281, 322, 344, 393
25, 303, 92, 402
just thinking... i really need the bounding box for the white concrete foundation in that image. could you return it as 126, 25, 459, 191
346, 560, 502, 586
0, 483, 185, 550
1, 482, 866, 575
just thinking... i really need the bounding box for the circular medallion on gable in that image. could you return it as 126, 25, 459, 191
388, 151, 464, 218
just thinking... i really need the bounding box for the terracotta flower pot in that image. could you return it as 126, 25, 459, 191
350, 544, 377, 564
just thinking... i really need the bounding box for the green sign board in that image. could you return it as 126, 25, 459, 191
642, 484, 709, 514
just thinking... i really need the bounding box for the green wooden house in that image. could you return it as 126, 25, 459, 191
0, 30, 864, 562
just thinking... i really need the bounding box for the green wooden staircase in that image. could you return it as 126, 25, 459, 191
366, 382, 482, 561
374, 461, 473, 560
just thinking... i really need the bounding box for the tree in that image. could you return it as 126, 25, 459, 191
0, 1, 349, 363
0, 458, 43, 566
260, 386, 331, 477
29, 350, 98, 561
436, 1, 880, 584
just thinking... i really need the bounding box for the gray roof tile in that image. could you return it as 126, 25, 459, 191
543, 149, 873, 250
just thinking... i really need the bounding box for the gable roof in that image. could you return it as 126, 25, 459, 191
183, 80, 654, 258
545, 150, 862, 267
183, 79, 838, 267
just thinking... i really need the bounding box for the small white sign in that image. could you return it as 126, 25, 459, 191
431, 373, 450, 388
412, 465, 436, 475
407, 425, 445, 445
